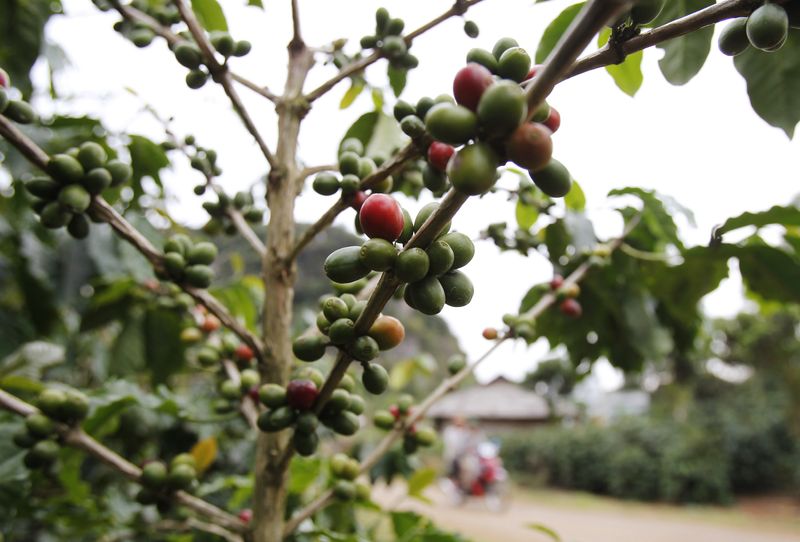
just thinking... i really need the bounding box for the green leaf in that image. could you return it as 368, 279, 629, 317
652, 0, 714, 85
526, 523, 562, 541
82, 395, 137, 437
339, 111, 408, 159
515, 200, 539, 230
0, 341, 64, 380
734, 30, 800, 138
733, 243, 800, 303
564, 179, 586, 211
597, 29, 643, 96
340, 81, 365, 109
371, 88, 384, 111
191, 0, 228, 32
536, 3, 586, 63
128, 135, 170, 188
143, 308, 186, 384
0, 0, 58, 98
388, 65, 408, 97
714, 205, 800, 241
247, 0, 263, 7
288, 456, 322, 494
609, 187, 684, 251
407, 467, 437, 498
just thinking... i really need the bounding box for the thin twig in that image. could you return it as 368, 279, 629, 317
0, 389, 246, 535
304, 0, 488, 103
0, 115, 268, 363
283, 216, 643, 535
290, 0, 304, 50
172, 0, 278, 168
566, 0, 755, 80
298, 164, 338, 180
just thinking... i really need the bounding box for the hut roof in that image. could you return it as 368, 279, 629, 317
427, 376, 550, 420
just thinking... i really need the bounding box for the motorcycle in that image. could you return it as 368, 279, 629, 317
440, 440, 510, 511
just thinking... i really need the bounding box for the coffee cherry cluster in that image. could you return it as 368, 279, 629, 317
256, 374, 365, 455
312, 138, 394, 206
202, 190, 264, 234
359, 7, 419, 70
0, 72, 37, 125
13, 388, 89, 471
136, 454, 199, 510
323, 193, 476, 316
101, 0, 252, 89
718, 2, 798, 56
373, 395, 436, 454
330, 452, 371, 502
160, 234, 217, 289
24, 143, 132, 238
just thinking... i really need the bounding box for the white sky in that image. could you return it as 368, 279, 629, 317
38, 0, 800, 389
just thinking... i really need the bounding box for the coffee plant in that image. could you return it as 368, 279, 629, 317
1, 0, 800, 540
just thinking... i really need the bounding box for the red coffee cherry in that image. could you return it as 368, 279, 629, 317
550, 274, 564, 290
560, 298, 582, 318
544, 106, 561, 134
235, 344, 254, 362
452, 63, 494, 112
523, 65, 542, 81
201, 315, 221, 333
238, 509, 253, 523
427, 142, 455, 172
0, 68, 9, 88
286, 379, 319, 411
482, 327, 498, 340
347, 190, 368, 211
505, 122, 553, 172
359, 194, 404, 242
389, 405, 400, 419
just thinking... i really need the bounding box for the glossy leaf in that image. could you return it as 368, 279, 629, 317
191, 0, 228, 32
564, 179, 586, 211
598, 28, 643, 96
340, 80, 365, 109
516, 200, 539, 230
536, 3, 586, 63
0, 0, 58, 97
191, 437, 218, 475
388, 65, 408, 97
713, 204, 800, 242
651, 0, 714, 85
734, 30, 800, 139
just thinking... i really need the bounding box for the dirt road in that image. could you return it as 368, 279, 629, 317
376, 484, 800, 542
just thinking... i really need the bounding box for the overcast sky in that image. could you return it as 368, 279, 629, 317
38, 0, 800, 388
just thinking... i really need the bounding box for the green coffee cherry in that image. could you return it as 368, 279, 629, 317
186, 70, 209, 89
328, 318, 356, 345
295, 412, 319, 434
77, 142, 107, 171
29, 439, 60, 467
413, 202, 451, 234
233, 40, 252, 57
186, 242, 217, 265
394, 248, 430, 283
393, 100, 416, 121
329, 411, 360, 436
4, 100, 37, 124
464, 20, 479, 38
347, 394, 366, 415
467, 48, 498, 73
361, 363, 389, 394
373, 409, 395, 429
26, 413, 56, 438
400, 115, 426, 138
425, 103, 478, 145
426, 240, 455, 276
39, 202, 72, 229
333, 479, 357, 501
259, 383, 287, 408
327, 389, 352, 412
220, 379, 242, 399
141, 461, 168, 489
324, 246, 370, 283
322, 297, 350, 322
293, 429, 319, 456
313, 172, 340, 196
477, 81, 527, 137
440, 232, 475, 269
68, 214, 91, 239
292, 335, 327, 362
492, 37, 519, 60
37, 389, 67, 418
498, 47, 531, 83
61, 389, 89, 421
718, 18, 750, 56
406, 276, 446, 315
414, 426, 437, 447
48, 154, 84, 184
184, 265, 215, 288
106, 160, 132, 186
25, 177, 61, 200
359, 238, 398, 271
439, 270, 474, 307
348, 300, 367, 322
240, 369, 260, 389
447, 355, 467, 375
175, 42, 202, 69
82, 168, 113, 194
58, 185, 91, 213
350, 335, 380, 362
168, 463, 196, 490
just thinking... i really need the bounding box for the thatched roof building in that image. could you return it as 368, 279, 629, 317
428, 377, 567, 429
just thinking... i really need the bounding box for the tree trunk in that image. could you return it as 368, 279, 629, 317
252, 43, 313, 542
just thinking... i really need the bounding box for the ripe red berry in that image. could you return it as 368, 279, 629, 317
347, 190, 368, 211
427, 142, 455, 172
238, 509, 253, 523
544, 106, 561, 134
0, 68, 9, 88
550, 274, 564, 290
453, 63, 494, 112
482, 327, 498, 340
235, 344, 254, 362
247, 386, 259, 402
359, 194, 404, 242
560, 298, 582, 318
523, 65, 542, 81
505, 122, 553, 172
286, 379, 319, 411
201, 315, 221, 333
389, 405, 400, 419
